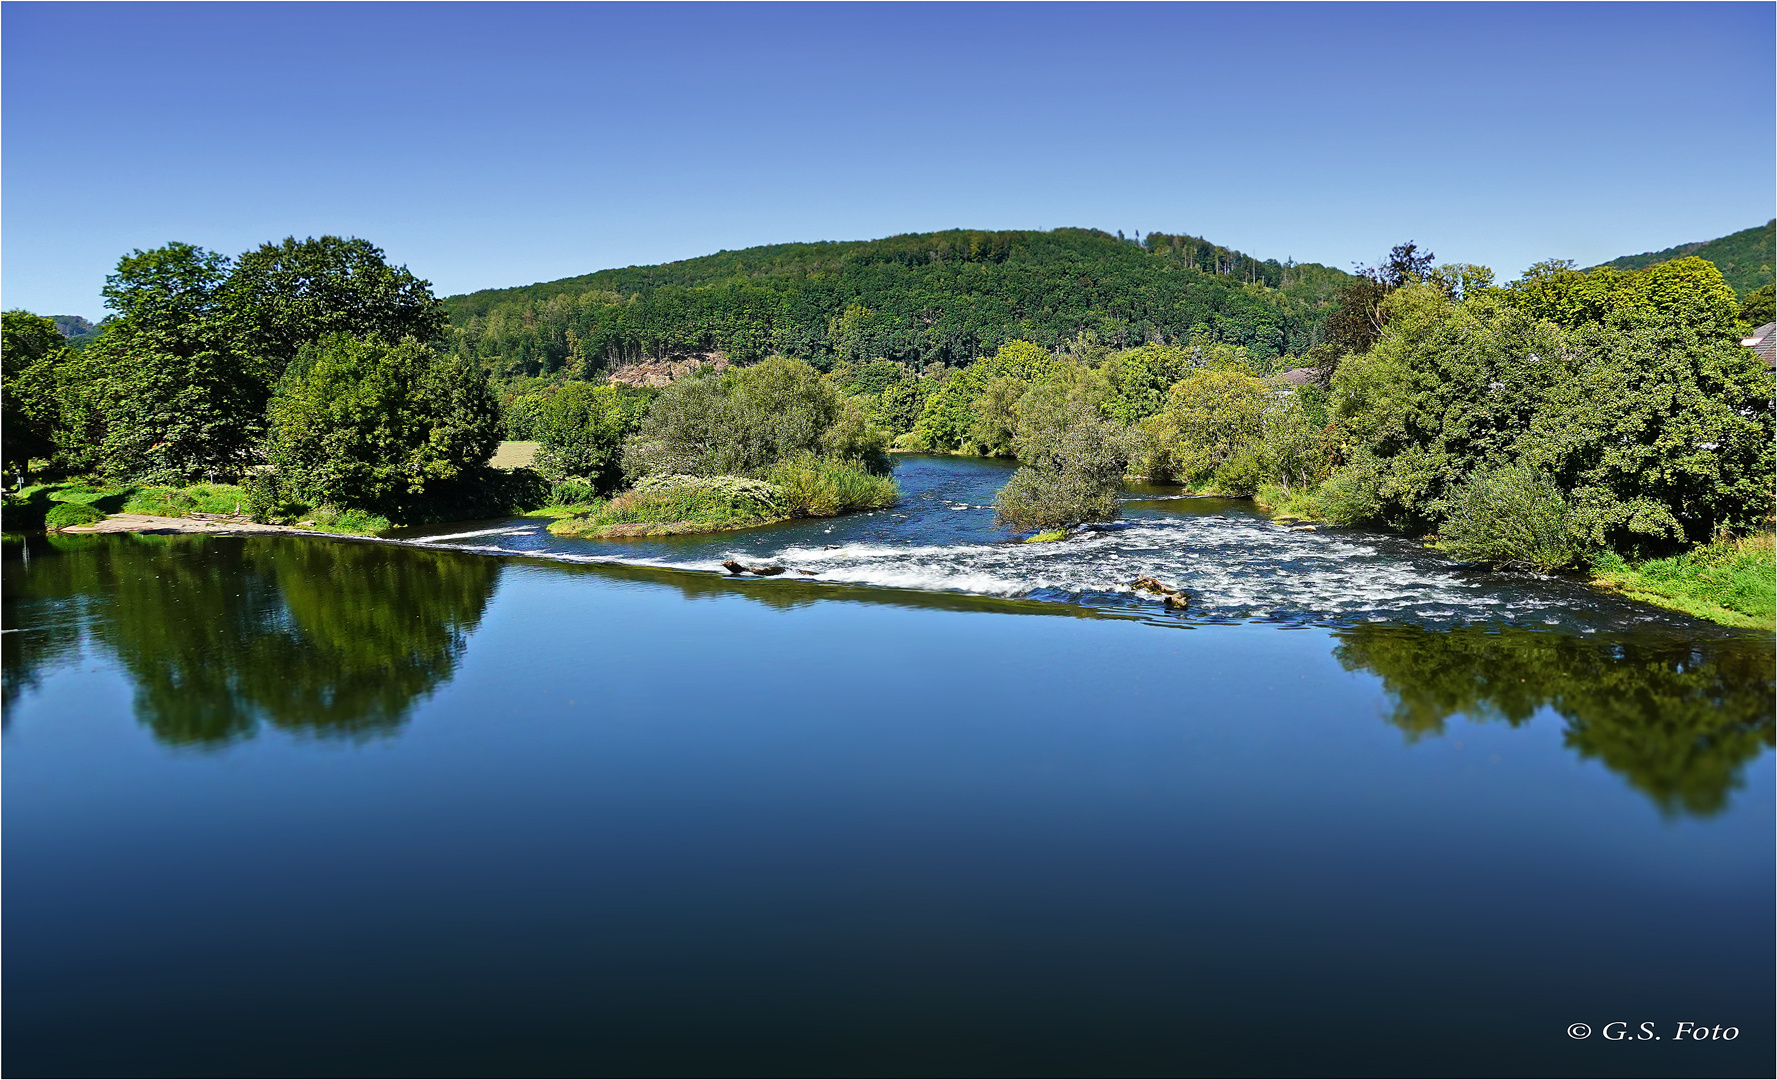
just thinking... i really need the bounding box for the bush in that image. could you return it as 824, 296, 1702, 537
994, 389, 1129, 531
1210, 448, 1266, 496
532, 383, 648, 494
45, 501, 106, 528
1316, 457, 1388, 526
766, 453, 898, 517
624, 357, 841, 479
1437, 466, 1585, 572
995, 464, 1122, 531
548, 479, 600, 507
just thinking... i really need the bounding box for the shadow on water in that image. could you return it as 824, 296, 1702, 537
4, 532, 1772, 818
2, 532, 499, 746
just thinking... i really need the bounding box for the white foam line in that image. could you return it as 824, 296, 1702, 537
418, 526, 538, 542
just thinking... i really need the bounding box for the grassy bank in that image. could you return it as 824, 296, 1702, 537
549, 458, 897, 540
1590, 536, 1776, 630
1, 481, 392, 536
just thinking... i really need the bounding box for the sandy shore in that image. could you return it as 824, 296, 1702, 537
60, 514, 348, 537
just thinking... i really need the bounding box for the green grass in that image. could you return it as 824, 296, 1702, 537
44, 501, 107, 528
121, 483, 250, 517
520, 505, 595, 520
765, 454, 898, 517
1023, 530, 1067, 543
1253, 482, 1328, 520
1590, 536, 1775, 629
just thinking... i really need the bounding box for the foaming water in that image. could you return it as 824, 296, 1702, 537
394, 455, 1703, 632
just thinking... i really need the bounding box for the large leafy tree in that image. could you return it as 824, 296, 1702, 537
75, 243, 267, 481
225, 235, 447, 379
1327, 283, 1774, 551
1, 311, 72, 473
1323, 241, 1437, 361
261, 334, 500, 514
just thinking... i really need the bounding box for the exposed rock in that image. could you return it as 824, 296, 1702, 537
722, 559, 788, 577
1132, 576, 1189, 611
606, 353, 729, 389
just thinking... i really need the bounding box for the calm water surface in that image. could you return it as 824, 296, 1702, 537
5, 456, 1772, 1076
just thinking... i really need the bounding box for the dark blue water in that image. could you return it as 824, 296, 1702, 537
5, 457, 1772, 1077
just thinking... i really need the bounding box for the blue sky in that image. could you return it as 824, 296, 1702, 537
4, 2, 1772, 318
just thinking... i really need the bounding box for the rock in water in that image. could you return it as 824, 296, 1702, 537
722, 559, 788, 577
1132, 576, 1189, 611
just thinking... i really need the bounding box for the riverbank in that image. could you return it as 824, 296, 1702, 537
1589, 535, 1777, 630
56, 513, 363, 538
1249, 481, 1776, 630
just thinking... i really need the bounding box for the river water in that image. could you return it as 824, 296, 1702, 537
5, 456, 1772, 1076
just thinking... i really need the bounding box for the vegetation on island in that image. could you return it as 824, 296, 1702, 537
544, 358, 896, 537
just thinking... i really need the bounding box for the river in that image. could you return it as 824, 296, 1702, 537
4, 455, 1771, 1076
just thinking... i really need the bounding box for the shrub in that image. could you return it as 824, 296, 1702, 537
1316, 457, 1387, 526
45, 501, 105, 528
532, 383, 648, 494
1437, 466, 1585, 572
995, 464, 1122, 531
766, 453, 898, 517
1210, 448, 1266, 496
548, 479, 600, 507
624, 357, 841, 479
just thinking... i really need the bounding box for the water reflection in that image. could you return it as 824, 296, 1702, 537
2, 534, 499, 746
5, 534, 1771, 818
1334, 624, 1775, 816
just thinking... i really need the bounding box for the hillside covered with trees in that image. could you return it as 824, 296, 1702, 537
1594, 219, 1774, 297
441, 228, 1353, 379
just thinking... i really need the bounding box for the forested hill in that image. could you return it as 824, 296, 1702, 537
1594, 220, 1774, 296
442, 228, 1353, 379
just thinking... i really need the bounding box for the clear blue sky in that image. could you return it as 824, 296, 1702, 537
4, 2, 1772, 318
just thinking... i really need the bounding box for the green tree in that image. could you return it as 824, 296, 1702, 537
533, 384, 650, 494
1326, 283, 1774, 551
224, 235, 447, 380
1741, 282, 1775, 327
1, 311, 71, 473
76, 243, 266, 481
1158, 366, 1273, 483
994, 382, 1129, 531
260, 334, 500, 515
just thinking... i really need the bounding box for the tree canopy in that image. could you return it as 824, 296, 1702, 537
442, 228, 1352, 379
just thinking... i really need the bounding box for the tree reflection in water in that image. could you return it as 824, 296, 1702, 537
5, 535, 1771, 816
2, 533, 499, 746
1333, 624, 1775, 817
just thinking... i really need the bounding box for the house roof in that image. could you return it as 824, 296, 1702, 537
1741, 322, 1777, 368
1276, 367, 1319, 386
